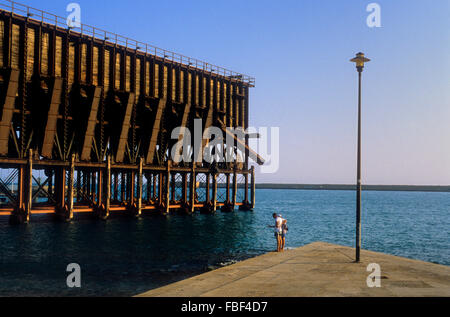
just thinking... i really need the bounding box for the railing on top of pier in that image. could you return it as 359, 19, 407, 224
0, 0, 255, 86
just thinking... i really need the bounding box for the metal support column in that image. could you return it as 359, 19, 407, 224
56, 167, 66, 214
104, 155, 111, 219
25, 149, 33, 223
190, 164, 196, 213
165, 161, 171, 214
137, 157, 143, 216
251, 166, 256, 209
67, 154, 75, 220
129, 170, 135, 208
244, 172, 249, 204
226, 173, 230, 203
97, 169, 103, 208
232, 169, 237, 210
212, 173, 217, 212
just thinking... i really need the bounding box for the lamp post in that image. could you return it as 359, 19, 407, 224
350, 52, 370, 263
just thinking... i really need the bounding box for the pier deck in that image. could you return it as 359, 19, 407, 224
137, 242, 450, 297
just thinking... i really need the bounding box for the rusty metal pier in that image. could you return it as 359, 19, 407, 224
0, 1, 261, 224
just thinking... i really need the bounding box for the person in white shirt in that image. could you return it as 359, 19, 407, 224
270, 213, 284, 252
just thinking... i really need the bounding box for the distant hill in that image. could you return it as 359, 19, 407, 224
254, 184, 450, 193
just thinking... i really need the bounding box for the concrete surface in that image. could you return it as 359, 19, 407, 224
136, 242, 450, 297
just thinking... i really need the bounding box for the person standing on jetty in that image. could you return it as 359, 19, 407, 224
270, 213, 287, 252
279, 214, 288, 251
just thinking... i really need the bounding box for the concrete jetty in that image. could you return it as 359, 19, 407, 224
137, 242, 450, 297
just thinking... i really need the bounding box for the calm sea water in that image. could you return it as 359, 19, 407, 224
0, 189, 448, 296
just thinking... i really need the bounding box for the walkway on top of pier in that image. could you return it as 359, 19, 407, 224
137, 242, 450, 297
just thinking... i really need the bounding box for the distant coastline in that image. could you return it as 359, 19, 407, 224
254, 184, 450, 193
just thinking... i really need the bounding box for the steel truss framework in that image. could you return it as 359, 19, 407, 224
0, 1, 260, 223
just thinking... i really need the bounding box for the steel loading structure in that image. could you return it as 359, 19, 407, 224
0, 1, 264, 224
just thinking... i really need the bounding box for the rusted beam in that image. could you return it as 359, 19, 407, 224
226, 173, 230, 203
232, 169, 237, 209
81, 86, 102, 161
0, 69, 19, 155
158, 172, 162, 206
104, 155, 111, 219
115, 92, 135, 163
41, 77, 63, 159
97, 169, 103, 206
171, 173, 176, 202
222, 127, 265, 166
18, 165, 24, 210
206, 173, 210, 203
189, 164, 195, 213
146, 97, 166, 164
182, 173, 188, 203
121, 172, 126, 202
244, 86, 250, 169
194, 100, 214, 164
173, 101, 191, 164
67, 154, 75, 220
25, 149, 33, 222
137, 157, 143, 216
212, 173, 217, 212
129, 170, 135, 206
0, 156, 249, 174
165, 161, 171, 214
244, 173, 249, 203
251, 166, 255, 209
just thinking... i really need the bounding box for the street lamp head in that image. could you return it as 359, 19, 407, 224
350, 52, 371, 72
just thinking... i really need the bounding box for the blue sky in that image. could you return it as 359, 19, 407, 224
20, 0, 450, 185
